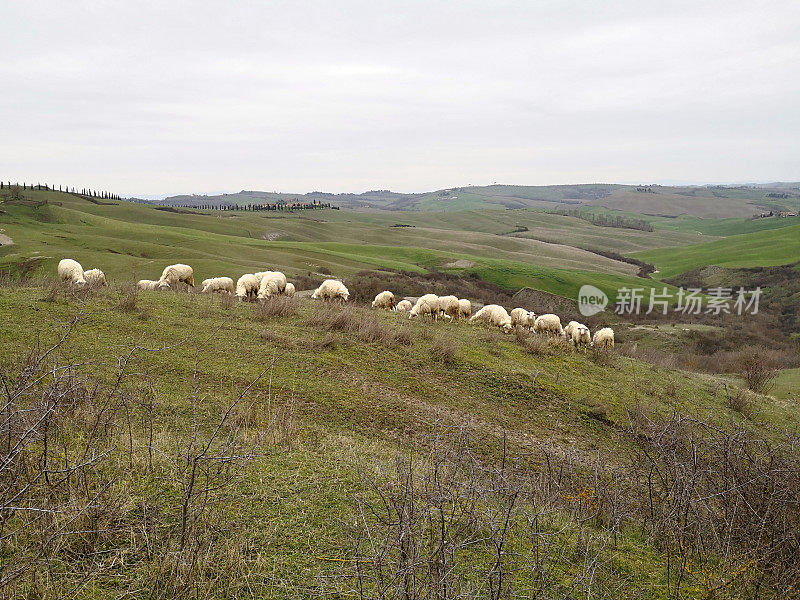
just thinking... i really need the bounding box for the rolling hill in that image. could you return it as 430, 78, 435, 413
2, 184, 800, 597
152, 182, 800, 217
1, 188, 680, 303
1, 285, 798, 597
634, 223, 800, 279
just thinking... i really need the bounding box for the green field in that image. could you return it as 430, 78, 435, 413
773, 368, 800, 401
633, 223, 800, 279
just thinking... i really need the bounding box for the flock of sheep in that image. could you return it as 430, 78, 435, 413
57, 258, 614, 349
376, 290, 614, 349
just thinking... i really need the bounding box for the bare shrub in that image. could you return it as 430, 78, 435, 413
724, 384, 754, 415
430, 335, 458, 365
518, 334, 570, 357
41, 278, 89, 303
738, 348, 779, 393
308, 307, 397, 346
114, 281, 139, 312
626, 411, 800, 595
0, 318, 135, 588
220, 293, 236, 311
340, 421, 626, 599
395, 327, 413, 347
0, 314, 295, 596
589, 347, 618, 367
253, 295, 297, 321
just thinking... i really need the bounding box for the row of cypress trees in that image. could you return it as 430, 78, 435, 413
1, 181, 121, 200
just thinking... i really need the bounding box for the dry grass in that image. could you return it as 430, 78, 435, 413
113, 282, 139, 313
430, 335, 458, 365
589, 347, 618, 367
253, 296, 298, 321
724, 385, 754, 416
307, 306, 406, 347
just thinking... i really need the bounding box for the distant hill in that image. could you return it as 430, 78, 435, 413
149, 182, 800, 218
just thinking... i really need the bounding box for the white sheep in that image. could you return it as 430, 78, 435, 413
254, 270, 287, 292
372, 290, 396, 310
284, 282, 296, 297
592, 327, 615, 350
200, 276, 235, 295
157, 264, 194, 291
84, 268, 107, 287
469, 304, 512, 332
57, 259, 87, 286
458, 299, 472, 319
395, 299, 413, 313
137, 279, 158, 291
564, 321, 591, 349
510, 308, 535, 330
533, 313, 564, 337
236, 273, 260, 301
409, 294, 440, 319
438, 295, 461, 320
257, 271, 288, 300
312, 279, 349, 302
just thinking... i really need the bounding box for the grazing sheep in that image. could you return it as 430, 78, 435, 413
284, 282, 296, 297
312, 279, 349, 303
372, 290, 396, 310
592, 327, 615, 350
564, 321, 591, 349
236, 273, 260, 301
57, 259, 87, 286
137, 279, 159, 291
510, 308, 535, 330
457, 299, 472, 319
254, 270, 287, 293
438, 295, 461, 320
257, 271, 288, 300
469, 304, 512, 332
533, 313, 564, 337
409, 294, 440, 320
84, 268, 107, 287
157, 264, 194, 291
200, 276, 235, 295
395, 299, 412, 313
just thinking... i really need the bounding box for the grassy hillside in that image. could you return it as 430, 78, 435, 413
1, 189, 688, 303
1, 285, 798, 597
634, 224, 800, 279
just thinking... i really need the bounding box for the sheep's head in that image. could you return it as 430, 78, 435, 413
311, 290, 319, 299
74, 278, 87, 287
156, 281, 171, 291
502, 323, 513, 333
342, 293, 350, 301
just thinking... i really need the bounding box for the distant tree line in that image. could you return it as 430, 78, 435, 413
549, 208, 655, 232
635, 186, 656, 193
1, 181, 121, 201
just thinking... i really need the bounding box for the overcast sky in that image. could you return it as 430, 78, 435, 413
2, 1, 798, 197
